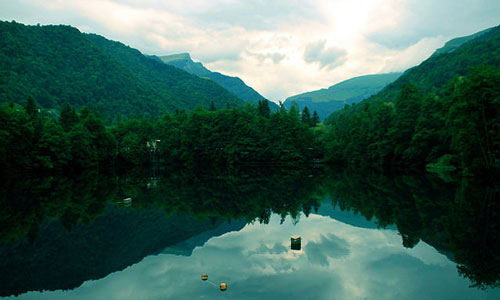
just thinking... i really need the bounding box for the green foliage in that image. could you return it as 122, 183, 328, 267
446, 65, 500, 173
369, 24, 500, 105
321, 30, 500, 175
0, 21, 243, 117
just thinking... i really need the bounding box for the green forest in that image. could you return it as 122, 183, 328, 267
0, 98, 321, 175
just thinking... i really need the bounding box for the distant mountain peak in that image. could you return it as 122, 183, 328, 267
159, 53, 279, 111
161, 52, 191, 63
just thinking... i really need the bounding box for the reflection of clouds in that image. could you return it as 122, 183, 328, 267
10, 212, 500, 300
306, 233, 350, 266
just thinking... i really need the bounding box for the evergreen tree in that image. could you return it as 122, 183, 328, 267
24, 96, 37, 120
59, 103, 79, 132
258, 100, 271, 118
301, 106, 311, 125
209, 101, 216, 111
311, 111, 320, 126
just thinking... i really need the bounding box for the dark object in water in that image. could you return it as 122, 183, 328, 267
291, 235, 301, 250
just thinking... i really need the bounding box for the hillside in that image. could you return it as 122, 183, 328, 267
431, 27, 493, 57
284, 73, 401, 120
158, 53, 279, 111
321, 24, 500, 174
0, 21, 243, 117
368, 24, 500, 105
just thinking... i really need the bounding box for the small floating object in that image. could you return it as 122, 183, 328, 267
219, 283, 227, 291
122, 198, 132, 207
291, 235, 301, 250
201, 274, 208, 281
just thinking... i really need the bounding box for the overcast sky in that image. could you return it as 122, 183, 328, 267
1, 0, 499, 103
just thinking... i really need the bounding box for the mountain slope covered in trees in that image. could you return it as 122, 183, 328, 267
364, 25, 500, 106
284, 73, 401, 120
321, 24, 500, 175
0, 21, 243, 117
158, 53, 279, 111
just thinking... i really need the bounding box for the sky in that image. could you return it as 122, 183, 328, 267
1, 0, 499, 103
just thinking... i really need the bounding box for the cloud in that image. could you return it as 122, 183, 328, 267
304, 40, 347, 70
365, 0, 500, 50
305, 233, 350, 266
249, 52, 287, 64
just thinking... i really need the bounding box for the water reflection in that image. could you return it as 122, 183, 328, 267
7, 213, 499, 300
0, 166, 499, 299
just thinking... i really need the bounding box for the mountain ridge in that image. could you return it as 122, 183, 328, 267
158, 53, 279, 111
284, 73, 402, 120
0, 20, 244, 117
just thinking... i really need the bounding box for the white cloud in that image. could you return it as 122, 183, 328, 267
304, 40, 347, 70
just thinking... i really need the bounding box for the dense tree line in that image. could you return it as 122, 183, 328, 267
0, 98, 320, 175
321, 65, 500, 175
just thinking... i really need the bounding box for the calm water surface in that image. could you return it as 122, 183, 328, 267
1, 167, 499, 299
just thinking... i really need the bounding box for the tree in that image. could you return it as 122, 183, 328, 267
59, 103, 79, 132
446, 65, 500, 172
258, 100, 270, 118
24, 96, 37, 120
209, 101, 216, 111
301, 106, 311, 125
311, 111, 320, 126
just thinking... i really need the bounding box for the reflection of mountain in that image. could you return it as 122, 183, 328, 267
0, 206, 239, 297
162, 219, 247, 256
315, 198, 397, 230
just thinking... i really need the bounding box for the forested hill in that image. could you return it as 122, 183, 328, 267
0, 21, 243, 117
284, 73, 401, 120
365, 24, 500, 105
321, 24, 500, 175
157, 53, 279, 111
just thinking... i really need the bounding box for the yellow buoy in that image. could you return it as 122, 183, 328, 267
219, 283, 227, 291
201, 274, 208, 281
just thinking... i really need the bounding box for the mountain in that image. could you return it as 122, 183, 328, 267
366, 24, 500, 106
284, 73, 401, 120
0, 21, 244, 117
431, 27, 493, 57
321, 24, 500, 173
158, 53, 279, 111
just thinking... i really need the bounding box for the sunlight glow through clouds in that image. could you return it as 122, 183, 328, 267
2, 0, 500, 102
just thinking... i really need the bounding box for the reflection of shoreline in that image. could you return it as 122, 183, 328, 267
0, 206, 238, 297
323, 169, 500, 289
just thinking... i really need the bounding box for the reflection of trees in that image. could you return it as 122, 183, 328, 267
126, 165, 326, 224
0, 172, 118, 243
323, 168, 500, 288
0, 166, 326, 297
450, 181, 500, 289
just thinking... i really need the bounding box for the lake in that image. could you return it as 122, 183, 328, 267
1, 166, 499, 299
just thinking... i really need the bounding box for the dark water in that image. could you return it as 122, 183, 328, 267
0, 167, 499, 299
